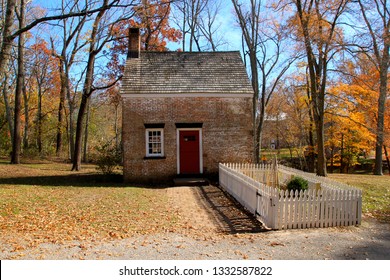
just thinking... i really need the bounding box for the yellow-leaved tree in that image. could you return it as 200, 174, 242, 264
327, 57, 386, 173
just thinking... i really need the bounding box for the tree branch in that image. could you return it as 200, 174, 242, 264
9, 0, 136, 40
91, 75, 123, 93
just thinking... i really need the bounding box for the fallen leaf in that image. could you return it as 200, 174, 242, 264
269, 242, 285, 247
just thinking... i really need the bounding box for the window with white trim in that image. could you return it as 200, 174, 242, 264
145, 128, 164, 157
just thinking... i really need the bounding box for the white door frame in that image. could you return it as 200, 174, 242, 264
176, 128, 203, 175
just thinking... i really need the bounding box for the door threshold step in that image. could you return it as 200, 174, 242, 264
173, 177, 209, 186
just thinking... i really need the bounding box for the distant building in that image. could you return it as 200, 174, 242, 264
120, 28, 254, 183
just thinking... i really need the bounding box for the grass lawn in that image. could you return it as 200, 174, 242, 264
329, 173, 390, 223
0, 160, 179, 249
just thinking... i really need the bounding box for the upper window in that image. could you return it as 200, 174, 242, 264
145, 128, 164, 157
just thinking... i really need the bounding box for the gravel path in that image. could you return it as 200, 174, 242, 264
1, 185, 389, 260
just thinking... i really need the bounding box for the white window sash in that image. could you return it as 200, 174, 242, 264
145, 128, 164, 157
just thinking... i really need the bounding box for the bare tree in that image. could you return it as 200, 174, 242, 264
71, 0, 137, 171
0, 0, 117, 83
231, 0, 260, 163
51, 0, 88, 158
232, 0, 295, 163
0, 0, 140, 162
197, 0, 226, 51
173, 0, 208, 51
256, 17, 298, 164
0, 0, 143, 163
173, 0, 226, 51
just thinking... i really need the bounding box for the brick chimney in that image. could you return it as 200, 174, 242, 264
128, 28, 140, 59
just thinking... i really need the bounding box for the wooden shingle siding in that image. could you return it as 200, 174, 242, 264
121, 51, 253, 95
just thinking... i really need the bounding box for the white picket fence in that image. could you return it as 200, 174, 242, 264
219, 163, 362, 230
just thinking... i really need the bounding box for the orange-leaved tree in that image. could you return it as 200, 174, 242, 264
353, 0, 390, 175
327, 58, 384, 173
25, 38, 61, 154
107, 0, 182, 78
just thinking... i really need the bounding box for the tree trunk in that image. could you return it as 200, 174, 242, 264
306, 76, 315, 173
330, 147, 334, 174
83, 98, 90, 163
56, 60, 67, 157
315, 115, 327, 176
250, 54, 260, 163
72, 0, 109, 171
373, 62, 388, 175
11, 0, 25, 164
72, 96, 87, 170
304, 86, 316, 173
340, 133, 344, 173
37, 85, 43, 154
256, 110, 265, 164
384, 145, 390, 175
72, 92, 92, 170
22, 84, 29, 149
66, 73, 75, 160
2, 75, 14, 144
182, 0, 187, 51
0, 0, 16, 81
114, 102, 121, 151
255, 122, 261, 163
307, 122, 315, 173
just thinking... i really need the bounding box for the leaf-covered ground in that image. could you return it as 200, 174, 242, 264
0, 160, 179, 253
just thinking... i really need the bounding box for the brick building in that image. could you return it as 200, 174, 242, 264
120, 29, 254, 183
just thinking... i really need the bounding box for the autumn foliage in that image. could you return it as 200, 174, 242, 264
0, 0, 388, 175
326, 58, 389, 171
107, 0, 182, 77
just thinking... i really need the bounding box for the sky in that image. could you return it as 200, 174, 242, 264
31, 0, 243, 52
168, 2, 243, 52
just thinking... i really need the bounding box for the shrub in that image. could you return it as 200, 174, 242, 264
287, 176, 309, 193
95, 142, 122, 175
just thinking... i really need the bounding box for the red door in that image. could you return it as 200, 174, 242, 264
179, 130, 200, 174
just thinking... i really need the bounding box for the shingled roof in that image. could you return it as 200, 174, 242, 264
121, 51, 254, 95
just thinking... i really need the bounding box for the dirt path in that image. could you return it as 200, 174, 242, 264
1, 184, 389, 260
166, 185, 264, 235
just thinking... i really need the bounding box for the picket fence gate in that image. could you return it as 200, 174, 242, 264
219, 163, 362, 230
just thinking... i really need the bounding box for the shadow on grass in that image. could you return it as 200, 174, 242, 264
0, 173, 127, 187
0, 173, 169, 189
